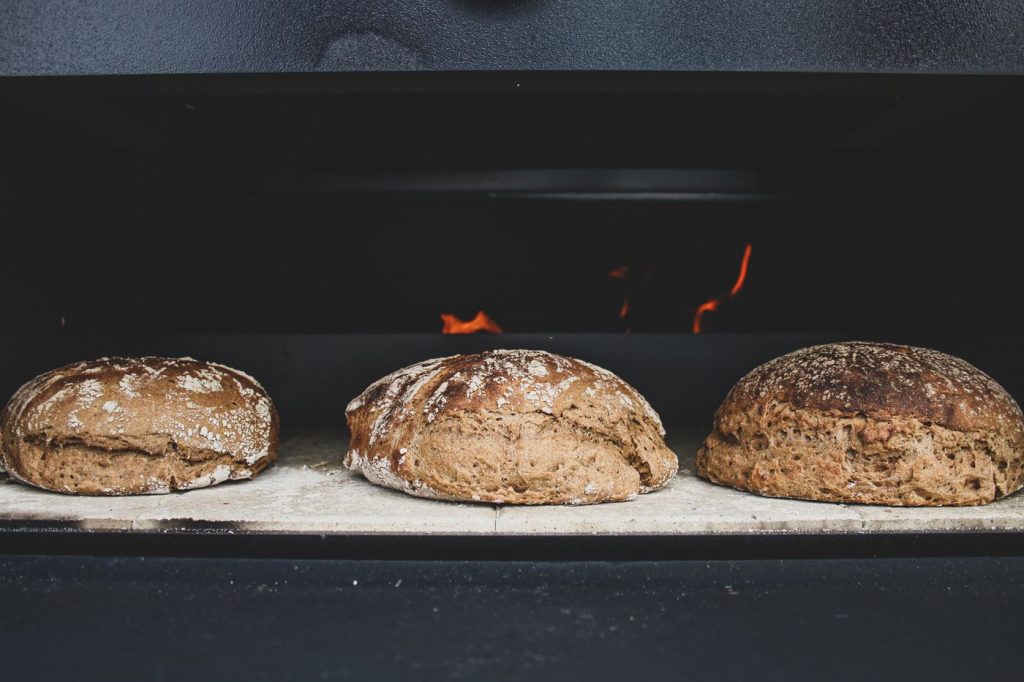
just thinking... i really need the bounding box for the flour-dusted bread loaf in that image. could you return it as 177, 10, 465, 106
345, 349, 677, 504
697, 342, 1024, 506
0, 357, 279, 495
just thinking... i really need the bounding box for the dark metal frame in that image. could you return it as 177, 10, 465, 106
4, 526, 1024, 561
3, 1, 1024, 76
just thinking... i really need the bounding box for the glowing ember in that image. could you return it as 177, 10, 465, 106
693, 244, 753, 334
609, 265, 630, 326
440, 310, 504, 334
730, 243, 753, 297
694, 299, 719, 322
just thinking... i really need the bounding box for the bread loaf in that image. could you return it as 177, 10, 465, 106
345, 349, 677, 504
0, 357, 278, 495
696, 342, 1024, 506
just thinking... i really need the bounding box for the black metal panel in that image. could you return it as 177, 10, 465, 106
1, 555, 1022, 681
4, 528, 1024, 560
2, 0, 1023, 77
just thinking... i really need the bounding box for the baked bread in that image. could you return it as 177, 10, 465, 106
0, 357, 278, 495
697, 342, 1024, 506
345, 349, 677, 504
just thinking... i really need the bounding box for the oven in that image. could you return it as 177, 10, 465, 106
2, 3, 1024, 681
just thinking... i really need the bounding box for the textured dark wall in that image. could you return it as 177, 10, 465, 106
2, 0, 1023, 76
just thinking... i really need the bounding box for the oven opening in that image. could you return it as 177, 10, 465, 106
3, 81, 1023, 429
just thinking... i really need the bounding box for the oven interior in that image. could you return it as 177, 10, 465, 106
4, 69, 1024, 682
3, 75, 1024, 430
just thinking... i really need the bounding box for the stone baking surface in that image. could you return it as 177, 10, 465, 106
1, 430, 1024, 535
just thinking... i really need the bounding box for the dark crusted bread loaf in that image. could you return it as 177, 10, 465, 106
0, 357, 278, 495
696, 342, 1024, 506
345, 349, 677, 505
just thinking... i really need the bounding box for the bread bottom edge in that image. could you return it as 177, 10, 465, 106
2, 439, 273, 496
696, 407, 1024, 507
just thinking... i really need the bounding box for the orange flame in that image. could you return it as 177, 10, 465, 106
730, 243, 753, 297
609, 265, 630, 324
440, 310, 504, 334
693, 244, 752, 334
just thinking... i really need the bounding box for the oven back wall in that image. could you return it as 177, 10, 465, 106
3, 87, 1024, 336
2, 194, 1023, 336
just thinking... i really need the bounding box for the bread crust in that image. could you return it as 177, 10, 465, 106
697, 342, 1024, 506
0, 357, 279, 495
345, 349, 677, 505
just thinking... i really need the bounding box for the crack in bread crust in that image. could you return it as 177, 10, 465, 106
697, 401, 1024, 506
4, 438, 269, 495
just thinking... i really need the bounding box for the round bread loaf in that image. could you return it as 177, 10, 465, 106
696, 342, 1024, 506
0, 357, 278, 495
345, 349, 677, 505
